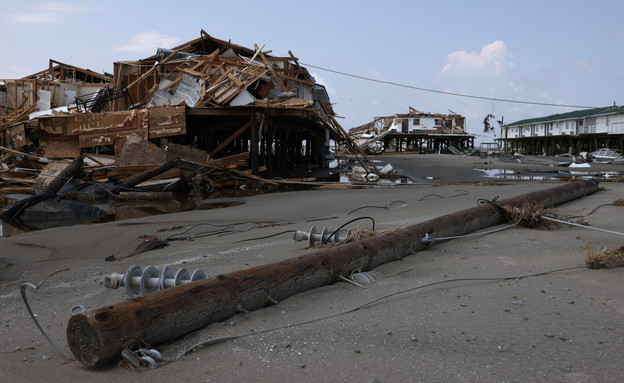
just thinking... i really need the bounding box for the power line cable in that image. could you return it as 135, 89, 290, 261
301, 62, 599, 109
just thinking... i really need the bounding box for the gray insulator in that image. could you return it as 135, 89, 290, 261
293, 226, 350, 246
124, 264, 143, 297
104, 264, 208, 297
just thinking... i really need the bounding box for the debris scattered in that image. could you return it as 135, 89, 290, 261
503, 202, 558, 228
583, 242, 624, 269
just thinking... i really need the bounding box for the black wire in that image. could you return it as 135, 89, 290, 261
300, 62, 598, 109
347, 200, 405, 215
418, 194, 444, 201
175, 265, 587, 360
327, 216, 376, 242
233, 230, 298, 243
165, 221, 270, 241
567, 203, 615, 218
353, 266, 586, 311
418, 189, 469, 201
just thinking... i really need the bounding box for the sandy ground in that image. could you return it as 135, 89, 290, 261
1, 154, 623, 382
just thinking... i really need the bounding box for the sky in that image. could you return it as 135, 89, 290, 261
2, 0, 623, 143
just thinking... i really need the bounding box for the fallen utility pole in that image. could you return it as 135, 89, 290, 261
67, 180, 599, 366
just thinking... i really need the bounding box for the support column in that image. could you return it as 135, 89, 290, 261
251, 114, 260, 175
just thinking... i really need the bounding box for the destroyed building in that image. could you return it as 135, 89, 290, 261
349, 107, 474, 154
0, 31, 378, 233
0, 60, 112, 149
1, 31, 374, 182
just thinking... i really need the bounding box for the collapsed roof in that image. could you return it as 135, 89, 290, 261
1, 30, 377, 178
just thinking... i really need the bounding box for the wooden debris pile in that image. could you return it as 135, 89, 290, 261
112, 32, 334, 115
1, 30, 382, 231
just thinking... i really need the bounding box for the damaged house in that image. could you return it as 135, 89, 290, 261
31, 31, 371, 178
0, 31, 377, 231
350, 107, 474, 154
0, 60, 112, 148
3, 31, 374, 177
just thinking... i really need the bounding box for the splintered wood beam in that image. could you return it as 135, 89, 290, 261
288, 50, 299, 62
125, 48, 183, 91
0, 144, 46, 162
197, 172, 222, 188
255, 45, 288, 92
208, 120, 253, 157
112, 159, 177, 193
227, 167, 276, 185
174, 152, 250, 171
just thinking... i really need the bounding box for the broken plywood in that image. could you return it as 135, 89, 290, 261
166, 142, 210, 163
45, 136, 81, 158
32, 161, 69, 193
115, 133, 167, 166
38, 109, 149, 137
8, 123, 26, 148
148, 105, 186, 138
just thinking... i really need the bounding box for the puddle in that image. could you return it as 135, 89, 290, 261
475, 168, 623, 181
0, 185, 306, 237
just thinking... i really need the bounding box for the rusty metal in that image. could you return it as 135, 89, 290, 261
66, 180, 599, 367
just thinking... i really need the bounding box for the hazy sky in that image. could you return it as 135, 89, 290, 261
2, 0, 623, 142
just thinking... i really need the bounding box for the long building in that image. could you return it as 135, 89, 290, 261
500, 105, 624, 155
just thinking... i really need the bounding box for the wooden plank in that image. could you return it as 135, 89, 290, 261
226, 72, 244, 87
178, 67, 210, 78
0, 176, 36, 185
0, 186, 35, 195
174, 152, 250, 171
148, 105, 186, 138
227, 168, 276, 185
114, 164, 161, 172
82, 153, 106, 166
125, 48, 183, 90
0, 145, 47, 161
197, 172, 222, 188
44, 137, 81, 159
256, 46, 288, 92
208, 120, 252, 157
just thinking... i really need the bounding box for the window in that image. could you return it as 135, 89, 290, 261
434, 119, 442, 126
412, 118, 420, 125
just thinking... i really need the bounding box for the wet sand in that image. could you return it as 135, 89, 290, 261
1, 154, 623, 382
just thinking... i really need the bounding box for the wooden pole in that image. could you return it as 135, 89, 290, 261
42, 154, 84, 195
67, 180, 600, 366
112, 158, 177, 193
251, 114, 260, 175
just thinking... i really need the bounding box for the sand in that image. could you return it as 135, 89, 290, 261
1, 154, 623, 382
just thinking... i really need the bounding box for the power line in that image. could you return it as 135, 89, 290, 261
301, 62, 599, 109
